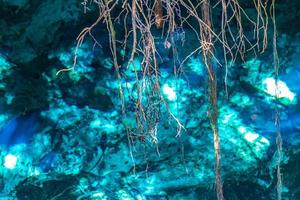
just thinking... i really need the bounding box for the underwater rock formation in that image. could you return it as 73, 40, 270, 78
0, 0, 299, 199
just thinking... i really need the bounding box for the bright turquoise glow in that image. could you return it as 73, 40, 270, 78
128, 58, 142, 72
263, 77, 297, 104
220, 106, 270, 162
4, 154, 18, 169
162, 84, 176, 101
0, 55, 11, 70
186, 56, 204, 75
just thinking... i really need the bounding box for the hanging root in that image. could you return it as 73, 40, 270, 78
201, 0, 223, 199
64, 0, 275, 197
271, 0, 282, 199
155, 0, 163, 28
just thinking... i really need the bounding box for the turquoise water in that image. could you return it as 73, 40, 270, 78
0, 1, 300, 199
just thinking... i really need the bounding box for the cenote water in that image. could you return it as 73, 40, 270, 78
0, 1, 299, 200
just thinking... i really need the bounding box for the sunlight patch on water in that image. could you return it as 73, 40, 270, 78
4, 154, 17, 169
263, 77, 297, 105
162, 84, 176, 101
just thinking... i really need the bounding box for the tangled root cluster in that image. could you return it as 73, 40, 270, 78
59, 0, 281, 199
